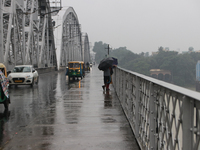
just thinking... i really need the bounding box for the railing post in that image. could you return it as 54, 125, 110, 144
149, 82, 156, 150
135, 76, 140, 138
122, 71, 126, 108
119, 69, 122, 101
112, 67, 116, 89
127, 73, 132, 120
182, 96, 194, 150
117, 68, 120, 95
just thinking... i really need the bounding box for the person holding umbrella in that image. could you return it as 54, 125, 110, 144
102, 67, 113, 91
98, 57, 115, 91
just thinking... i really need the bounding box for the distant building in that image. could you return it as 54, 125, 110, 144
152, 51, 158, 56
182, 50, 200, 54
164, 47, 169, 51
195, 50, 200, 53
196, 61, 200, 81
196, 61, 200, 91
150, 69, 172, 83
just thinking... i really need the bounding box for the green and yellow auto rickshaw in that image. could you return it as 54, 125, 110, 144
67, 61, 85, 80
0, 63, 10, 109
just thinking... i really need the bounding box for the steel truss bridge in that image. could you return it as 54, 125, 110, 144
0, 0, 91, 71
53, 7, 90, 68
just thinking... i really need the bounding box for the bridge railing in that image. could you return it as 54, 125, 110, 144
112, 67, 200, 150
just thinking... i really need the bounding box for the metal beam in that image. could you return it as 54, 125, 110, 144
0, 0, 57, 70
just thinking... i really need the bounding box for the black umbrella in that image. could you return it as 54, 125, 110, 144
112, 57, 118, 66
98, 57, 114, 71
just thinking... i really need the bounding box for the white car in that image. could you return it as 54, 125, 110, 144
8, 65, 39, 86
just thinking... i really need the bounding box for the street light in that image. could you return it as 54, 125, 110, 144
105, 44, 112, 56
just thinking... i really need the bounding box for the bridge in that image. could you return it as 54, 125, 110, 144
0, 0, 90, 71
0, 1, 200, 150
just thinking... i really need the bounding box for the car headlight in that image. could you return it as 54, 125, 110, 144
26, 75, 33, 79
77, 70, 80, 72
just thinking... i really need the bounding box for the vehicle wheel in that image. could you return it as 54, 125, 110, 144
31, 80, 34, 87
4, 99, 9, 110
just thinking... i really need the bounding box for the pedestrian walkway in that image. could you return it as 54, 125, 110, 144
4, 66, 140, 150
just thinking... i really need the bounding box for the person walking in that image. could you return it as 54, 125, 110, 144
102, 67, 113, 91
0, 69, 9, 99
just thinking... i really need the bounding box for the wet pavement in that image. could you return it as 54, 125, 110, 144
0, 66, 140, 150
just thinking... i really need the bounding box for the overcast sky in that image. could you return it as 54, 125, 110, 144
55, 0, 200, 54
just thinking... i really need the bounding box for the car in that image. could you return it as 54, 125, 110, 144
8, 65, 39, 87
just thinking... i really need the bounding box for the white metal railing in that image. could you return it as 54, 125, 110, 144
112, 67, 200, 150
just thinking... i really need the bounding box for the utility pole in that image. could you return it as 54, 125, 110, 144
105, 44, 111, 56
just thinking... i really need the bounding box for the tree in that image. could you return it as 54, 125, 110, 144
93, 41, 199, 87
158, 46, 164, 52
93, 41, 109, 63
188, 47, 194, 52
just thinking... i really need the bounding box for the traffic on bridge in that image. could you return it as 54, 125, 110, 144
0, 67, 140, 150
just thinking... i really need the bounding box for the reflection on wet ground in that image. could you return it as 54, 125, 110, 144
0, 67, 140, 150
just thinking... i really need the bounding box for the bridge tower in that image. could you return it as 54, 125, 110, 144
82, 33, 90, 64
0, 0, 58, 70
53, 7, 90, 69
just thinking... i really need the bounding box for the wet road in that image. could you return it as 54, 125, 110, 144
0, 66, 140, 150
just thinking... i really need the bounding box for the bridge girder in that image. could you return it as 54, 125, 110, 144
0, 0, 57, 70
58, 7, 82, 67
83, 33, 90, 64
54, 7, 90, 68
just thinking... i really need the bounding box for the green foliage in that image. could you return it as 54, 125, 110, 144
93, 41, 109, 63
93, 42, 200, 87
125, 58, 151, 75
158, 46, 164, 52
111, 47, 141, 68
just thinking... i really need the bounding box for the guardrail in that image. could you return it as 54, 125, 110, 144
112, 67, 200, 150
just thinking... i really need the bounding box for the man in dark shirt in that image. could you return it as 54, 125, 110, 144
102, 67, 113, 91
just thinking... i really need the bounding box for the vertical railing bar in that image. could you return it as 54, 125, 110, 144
135, 75, 140, 139
125, 72, 128, 116
182, 96, 194, 150
122, 71, 126, 108
149, 82, 156, 149
116, 67, 119, 97
127, 73, 131, 120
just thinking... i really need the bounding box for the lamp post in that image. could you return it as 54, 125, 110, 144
105, 44, 111, 56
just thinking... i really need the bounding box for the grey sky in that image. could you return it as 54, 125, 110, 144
58, 0, 200, 54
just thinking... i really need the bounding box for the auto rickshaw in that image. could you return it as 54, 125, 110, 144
67, 61, 85, 80
0, 63, 10, 109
